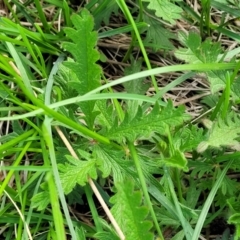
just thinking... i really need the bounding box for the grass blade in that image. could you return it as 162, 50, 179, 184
192, 159, 234, 240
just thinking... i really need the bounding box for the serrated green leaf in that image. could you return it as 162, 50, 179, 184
143, 0, 182, 24
12, 120, 24, 135
207, 71, 227, 93
31, 182, 50, 211
228, 213, 240, 224
161, 149, 188, 170
177, 31, 223, 63
197, 112, 240, 152
125, 100, 142, 121
54, 61, 79, 100
110, 180, 154, 240
174, 31, 227, 93
92, 0, 119, 28
76, 227, 86, 240
186, 181, 201, 209
31, 190, 50, 211
123, 58, 150, 94
231, 76, 240, 101
0, 132, 19, 143
171, 230, 185, 240
227, 197, 240, 238
62, 9, 102, 128
66, 185, 84, 205
176, 31, 201, 63
94, 145, 134, 182
201, 94, 219, 108
156, 208, 180, 226
58, 152, 98, 194
94, 231, 120, 240
227, 197, 240, 213
94, 219, 122, 240
221, 176, 238, 196
106, 102, 190, 142
173, 125, 205, 151
143, 13, 175, 51
95, 100, 115, 130
189, 160, 213, 178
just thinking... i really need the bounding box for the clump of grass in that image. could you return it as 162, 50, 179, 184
0, 0, 240, 239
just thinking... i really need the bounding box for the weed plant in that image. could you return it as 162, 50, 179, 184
0, 0, 240, 239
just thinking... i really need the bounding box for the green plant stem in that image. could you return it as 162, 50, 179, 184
85, 0, 99, 10
0, 128, 35, 154
41, 123, 68, 240
34, 0, 50, 33
3, 63, 235, 122
13, 72, 112, 145
3, 41, 34, 96
85, 185, 103, 232
211, 60, 240, 120
1, 62, 237, 146
222, 71, 230, 118
62, 0, 71, 27
192, 160, 234, 240
17, 189, 28, 240
166, 126, 184, 203
123, 34, 137, 62
18, 25, 42, 73
0, 129, 36, 197
3, 0, 19, 23
138, 0, 143, 22
45, 63, 78, 239
210, 166, 219, 213
85, 62, 237, 95
128, 142, 164, 240
91, 0, 110, 15
175, 169, 183, 204
109, 74, 161, 237
117, 0, 159, 92
102, 74, 125, 121
165, 167, 192, 240
98, 22, 148, 39
200, 0, 211, 36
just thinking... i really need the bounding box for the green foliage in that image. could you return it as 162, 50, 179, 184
94, 232, 120, 240
62, 9, 102, 128
162, 149, 188, 170
106, 102, 190, 142
189, 160, 214, 179
91, 0, 119, 28
185, 181, 201, 210
1, 1, 240, 240
227, 197, 240, 239
94, 99, 115, 129
76, 227, 86, 240
54, 62, 79, 101
93, 219, 120, 239
110, 179, 154, 240
143, 0, 183, 24
221, 175, 238, 196
212, 0, 240, 15
94, 145, 134, 182
175, 31, 215, 63
143, 13, 175, 51
197, 112, 240, 152
31, 183, 50, 211
174, 31, 227, 93
231, 77, 240, 101
59, 150, 99, 194
173, 125, 205, 151
123, 58, 150, 94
